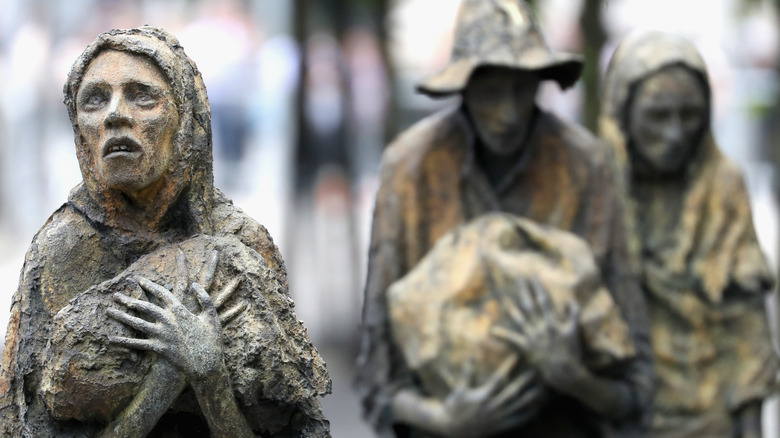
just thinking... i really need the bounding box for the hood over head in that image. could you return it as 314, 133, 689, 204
600, 31, 774, 304
64, 26, 214, 234
600, 30, 712, 165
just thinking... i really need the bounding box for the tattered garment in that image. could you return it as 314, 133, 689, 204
600, 31, 778, 438
1, 201, 331, 437
357, 107, 653, 437
1, 26, 330, 437
388, 213, 636, 399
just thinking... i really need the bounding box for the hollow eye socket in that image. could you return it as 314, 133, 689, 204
128, 84, 161, 108
79, 89, 109, 111
645, 108, 670, 124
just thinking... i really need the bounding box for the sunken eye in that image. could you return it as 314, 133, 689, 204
128, 86, 161, 107
80, 91, 109, 110
133, 92, 157, 106
645, 109, 669, 123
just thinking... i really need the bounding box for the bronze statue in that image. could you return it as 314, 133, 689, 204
0, 27, 330, 437
357, 1, 654, 436
600, 31, 779, 438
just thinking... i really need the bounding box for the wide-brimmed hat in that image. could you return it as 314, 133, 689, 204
417, 0, 583, 97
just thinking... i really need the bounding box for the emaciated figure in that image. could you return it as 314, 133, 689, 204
357, 1, 654, 436
600, 31, 779, 438
0, 27, 330, 437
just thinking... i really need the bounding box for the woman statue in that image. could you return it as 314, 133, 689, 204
600, 31, 778, 438
0, 26, 330, 437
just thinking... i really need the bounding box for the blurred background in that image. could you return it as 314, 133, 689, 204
0, 0, 779, 435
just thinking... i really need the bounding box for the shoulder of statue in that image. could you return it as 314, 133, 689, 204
210, 191, 288, 280
382, 106, 469, 178
29, 203, 94, 255
711, 153, 747, 191
542, 112, 614, 170
211, 192, 267, 244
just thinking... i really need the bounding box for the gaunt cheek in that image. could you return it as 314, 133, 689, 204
77, 115, 103, 140
138, 116, 174, 141
137, 103, 176, 133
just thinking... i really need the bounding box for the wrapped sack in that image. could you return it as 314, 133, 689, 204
388, 212, 635, 399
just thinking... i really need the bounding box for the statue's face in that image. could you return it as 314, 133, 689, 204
464, 67, 540, 156
77, 50, 179, 196
628, 66, 706, 175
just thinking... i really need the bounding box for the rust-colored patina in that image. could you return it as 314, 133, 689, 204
357, 105, 653, 437
600, 31, 778, 438
387, 213, 636, 400
0, 27, 330, 437
357, 3, 653, 431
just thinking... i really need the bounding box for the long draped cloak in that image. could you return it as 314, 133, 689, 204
1, 26, 330, 437
357, 106, 654, 437
599, 31, 779, 438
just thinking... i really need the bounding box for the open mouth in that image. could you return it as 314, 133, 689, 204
102, 136, 142, 158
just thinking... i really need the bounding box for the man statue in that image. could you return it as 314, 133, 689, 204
0, 26, 330, 437
356, 1, 654, 436
600, 31, 778, 438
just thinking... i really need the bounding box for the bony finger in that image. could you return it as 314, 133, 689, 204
517, 278, 536, 315
219, 302, 247, 325
191, 282, 218, 317
109, 336, 164, 354
201, 250, 219, 290
501, 295, 526, 327
556, 300, 577, 332
496, 355, 519, 379
113, 293, 166, 320
492, 326, 530, 351
496, 394, 541, 430
456, 357, 476, 391
530, 275, 551, 313
106, 307, 160, 335
501, 380, 544, 416
482, 355, 518, 394
440, 366, 459, 390
488, 367, 535, 411
213, 276, 242, 309
136, 277, 179, 308
113, 291, 139, 306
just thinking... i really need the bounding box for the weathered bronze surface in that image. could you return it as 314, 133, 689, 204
357, 1, 654, 437
0, 26, 330, 437
388, 213, 636, 399
415, 0, 582, 96
600, 31, 778, 438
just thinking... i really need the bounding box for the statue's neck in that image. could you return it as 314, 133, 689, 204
475, 141, 528, 189
109, 179, 186, 236
474, 110, 538, 191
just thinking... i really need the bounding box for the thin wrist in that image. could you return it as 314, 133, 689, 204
191, 359, 230, 395
393, 389, 450, 435
543, 359, 588, 391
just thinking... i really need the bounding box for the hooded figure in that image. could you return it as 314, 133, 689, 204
600, 31, 778, 437
357, 1, 653, 437
0, 27, 330, 437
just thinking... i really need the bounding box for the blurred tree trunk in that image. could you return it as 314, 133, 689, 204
579, 0, 606, 132
347, 0, 397, 144
293, 0, 311, 191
